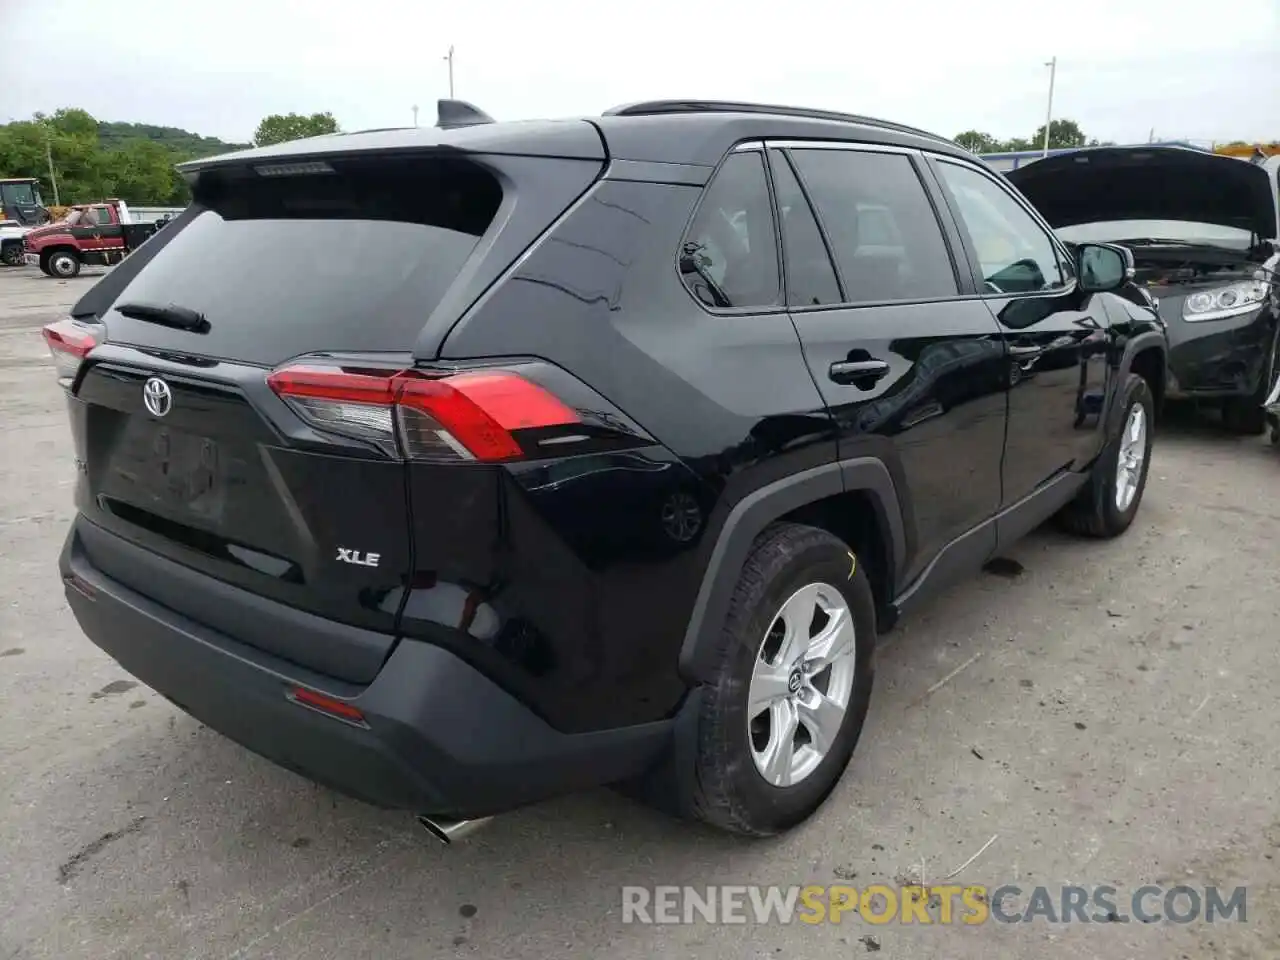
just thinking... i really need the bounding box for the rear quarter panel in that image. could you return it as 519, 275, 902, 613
426, 177, 839, 732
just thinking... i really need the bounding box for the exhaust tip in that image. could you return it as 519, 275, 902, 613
416, 814, 493, 845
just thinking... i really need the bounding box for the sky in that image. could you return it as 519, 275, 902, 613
2, 0, 1278, 148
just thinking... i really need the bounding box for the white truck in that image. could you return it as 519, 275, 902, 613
1, 219, 30, 267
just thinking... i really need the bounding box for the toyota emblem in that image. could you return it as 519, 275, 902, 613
143, 377, 172, 417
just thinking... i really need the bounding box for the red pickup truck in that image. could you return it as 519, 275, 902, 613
23, 199, 168, 278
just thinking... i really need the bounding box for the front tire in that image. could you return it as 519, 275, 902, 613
1223, 396, 1268, 436
688, 523, 876, 836
45, 250, 81, 279
1058, 373, 1154, 538
1223, 326, 1279, 436
0, 244, 22, 267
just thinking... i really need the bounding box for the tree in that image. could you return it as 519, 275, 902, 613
110, 140, 187, 205
0, 106, 244, 206
253, 112, 340, 147
1029, 118, 1086, 151
953, 130, 1001, 154
47, 107, 99, 139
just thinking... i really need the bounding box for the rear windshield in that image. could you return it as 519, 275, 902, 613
104, 155, 503, 364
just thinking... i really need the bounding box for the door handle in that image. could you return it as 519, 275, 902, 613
1007, 343, 1043, 371
829, 359, 890, 386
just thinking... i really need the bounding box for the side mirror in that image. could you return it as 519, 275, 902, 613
1076, 242, 1133, 293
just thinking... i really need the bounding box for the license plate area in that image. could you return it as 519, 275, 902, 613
153, 428, 222, 513
106, 419, 228, 524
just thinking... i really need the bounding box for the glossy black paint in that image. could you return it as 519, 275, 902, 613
69, 345, 414, 684
60, 106, 1168, 757
435, 145, 1169, 733
772, 145, 1009, 584
431, 176, 837, 730
61, 523, 674, 819
923, 156, 1118, 504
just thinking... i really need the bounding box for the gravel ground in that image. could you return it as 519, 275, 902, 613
1, 266, 1277, 960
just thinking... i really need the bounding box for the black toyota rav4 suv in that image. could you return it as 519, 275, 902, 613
49, 100, 1167, 839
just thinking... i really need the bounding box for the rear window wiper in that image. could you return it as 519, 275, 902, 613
115, 301, 209, 333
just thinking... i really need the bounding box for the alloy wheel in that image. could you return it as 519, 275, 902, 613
1115, 403, 1147, 512
747, 582, 857, 788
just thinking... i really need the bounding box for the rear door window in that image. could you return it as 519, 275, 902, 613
679, 151, 780, 309
789, 149, 959, 304
768, 150, 842, 307
103, 155, 504, 364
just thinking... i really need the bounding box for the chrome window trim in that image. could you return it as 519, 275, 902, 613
765, 139, 923, 159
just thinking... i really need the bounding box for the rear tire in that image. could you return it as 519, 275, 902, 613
686, 523, 875, 836
1058, 373, 1154, 539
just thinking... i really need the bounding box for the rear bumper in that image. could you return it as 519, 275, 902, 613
59, 518, 673, 818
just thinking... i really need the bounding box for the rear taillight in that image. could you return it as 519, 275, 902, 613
42, 318, 97, 387
266, 363, 580, 462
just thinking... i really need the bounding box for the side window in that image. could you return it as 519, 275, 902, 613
679, 151, 780, 309
94, 207, 113, 225
768, 150, 841, 307
935, 161, 1066, 295
789, 149, 958, 303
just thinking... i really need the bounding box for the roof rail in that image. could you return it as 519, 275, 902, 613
602, 99, 951, 145
342, 126, 413, 136
437, 99, 495, 130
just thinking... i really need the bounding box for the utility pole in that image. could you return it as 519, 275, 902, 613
443, 45, 455, 98
1041, 56, 1057, 157
43, 125, 59, 206
412, 104, 419, 127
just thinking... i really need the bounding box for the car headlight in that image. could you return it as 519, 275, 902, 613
1182, 280, 1269, 321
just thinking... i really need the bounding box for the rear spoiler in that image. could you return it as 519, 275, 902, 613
177, 103, 600, 179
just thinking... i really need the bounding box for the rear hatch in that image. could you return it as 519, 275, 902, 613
52, 132, 605, 684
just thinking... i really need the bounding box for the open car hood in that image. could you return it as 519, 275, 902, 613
1005, 146, 1277, 239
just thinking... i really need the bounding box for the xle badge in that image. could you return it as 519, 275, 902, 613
336, 548, 380, 568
